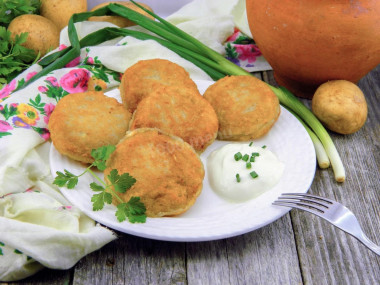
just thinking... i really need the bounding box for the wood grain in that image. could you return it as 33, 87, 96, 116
291, 66, 380, 285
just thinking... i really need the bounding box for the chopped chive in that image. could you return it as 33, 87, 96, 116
234, 151, 243, 161
246, 162, 252, 169
242, 154, 249, 162
250, 156, 255, 162
250, 171, 259, 179
236, 173, 241, 182
262, 145, 267, 149
251, 152, 260, 157
234, 152, 242, 161
249, 142, 253, 146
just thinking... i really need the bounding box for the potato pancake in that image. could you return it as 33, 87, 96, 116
49, 91, 131, 163
104, 128, 204, 217
203, 75, 280, 140
120, 59, 199, 112
129, 86, 218, 153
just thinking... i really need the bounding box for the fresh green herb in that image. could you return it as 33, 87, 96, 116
242, 154, 249, 162
246, 162, 252, 169
262, 145, 267, 149
236, 173, 241, 183
251, 152, 260, 157
0, 27, 39, 88
234, 152, 242, 161
249, 142, 253, 147
250, 171, 259, 179
53, 145, 146, 223
20, 1, 345, 182
0, 0, 41, 28
250, 156, 255, 162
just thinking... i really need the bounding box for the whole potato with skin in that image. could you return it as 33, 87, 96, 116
8, 14, 60, 57
40, 0, 87, 30
311, 80, 368, 135
88, 1, 154, 27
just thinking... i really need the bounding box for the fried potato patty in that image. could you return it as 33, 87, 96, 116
49, 91, 132, 163
120, 59, 199, 112
104, 128, 204, 217
203, 75, 280, 140
129, 86, 218, 153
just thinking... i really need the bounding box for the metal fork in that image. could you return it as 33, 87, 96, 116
273, 193, 380, 256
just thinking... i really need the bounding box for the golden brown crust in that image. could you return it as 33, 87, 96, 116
104, 128, 204, 217
129, 86, 218, 153
88, 1, 154, 27
120, 59, 199, 112
203, 75, 280, 140
49, 91, 132, 163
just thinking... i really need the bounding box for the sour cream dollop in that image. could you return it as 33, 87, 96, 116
207, 143, 284, 202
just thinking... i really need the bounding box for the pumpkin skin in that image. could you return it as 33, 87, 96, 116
246, 0, 380, 98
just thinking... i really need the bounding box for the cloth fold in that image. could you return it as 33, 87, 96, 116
0, 0, 270, 281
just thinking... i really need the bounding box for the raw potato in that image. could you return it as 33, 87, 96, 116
311, 80, 368, 134
88, 1, 154, 27
40, 0, 87, 30
8, 14, 60, 57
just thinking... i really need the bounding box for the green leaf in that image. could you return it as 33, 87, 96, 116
90, 182, 105, 192
91, 192, 113, 211
107, 169, 136, 193
116, 197, 146, 223
53, 170, 78, 189
0, 0, 41, 27
115, 203, 128, 222
66, 176, 79, 189
91, 145, 116, 171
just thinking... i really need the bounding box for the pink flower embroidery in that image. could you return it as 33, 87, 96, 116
0, 120, 12, 132
65, 56, 81, 67
0, 80, 16, 99
86, 57, 94, 64
43, 103, 55, 124
46, 76, 59, 87
38, 86, 48, 93
60, 69, 90, 93
234, 44, 262, 63
26, 71, 38, 81
59, 44, 68, 50
41, 128, 50, 141
226, 28, 240, 42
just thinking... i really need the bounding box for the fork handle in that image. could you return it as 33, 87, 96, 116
355, 232, 380, 256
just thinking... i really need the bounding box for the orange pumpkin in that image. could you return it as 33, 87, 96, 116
246, 0, 380, 98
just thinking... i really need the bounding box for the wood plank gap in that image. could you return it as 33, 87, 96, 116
288, 212, 306, 285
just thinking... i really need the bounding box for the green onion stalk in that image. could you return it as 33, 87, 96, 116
17, 1, 345, 182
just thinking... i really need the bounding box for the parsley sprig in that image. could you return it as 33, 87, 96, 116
0, 0, 41, 28
53, 145, 146, 223
0, 27, 39, 87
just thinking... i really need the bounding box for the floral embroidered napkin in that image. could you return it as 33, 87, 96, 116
0, 0, 270, 281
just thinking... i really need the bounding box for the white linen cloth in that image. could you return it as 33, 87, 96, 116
0, 0, 267, 281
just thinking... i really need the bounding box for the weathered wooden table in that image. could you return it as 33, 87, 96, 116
9, 66, 380, 285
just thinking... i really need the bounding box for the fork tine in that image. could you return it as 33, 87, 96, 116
275, 198, 329, 211
280, 193, 334, 207
273, 200, 326, 217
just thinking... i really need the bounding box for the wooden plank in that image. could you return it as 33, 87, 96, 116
186, 215, 303, 285
288, 66, 380, 284
72, 233, 187, 285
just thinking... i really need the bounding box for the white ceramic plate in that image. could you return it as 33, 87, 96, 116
50, 80, 316, 242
